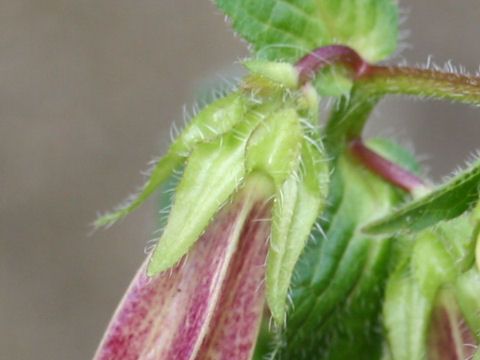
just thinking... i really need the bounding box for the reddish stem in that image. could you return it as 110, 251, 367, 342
295, 45, 372, 85
349, 138, 426, 193
296, 45, 480, 104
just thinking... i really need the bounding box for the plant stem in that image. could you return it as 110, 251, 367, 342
359, 66, 480, 104
296, 45, 370, 84
349, 138, 427, 194
298, 45, 480, 161
297, 45, 480, 105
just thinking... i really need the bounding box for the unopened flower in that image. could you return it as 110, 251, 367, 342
383, 215, 480, 360
94, 61, 329, 358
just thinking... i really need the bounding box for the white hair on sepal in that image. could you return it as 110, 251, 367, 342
95, 173, 160, 228
302, 133, 324, 155
144, 238, 159, 255
314, 221, 328, 242
169, 117, 183, 144
298, 116, 318, 134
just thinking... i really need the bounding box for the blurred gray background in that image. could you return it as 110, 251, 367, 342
1, 1, 480, 359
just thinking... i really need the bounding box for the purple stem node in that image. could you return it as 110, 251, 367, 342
295, 45, 371, 85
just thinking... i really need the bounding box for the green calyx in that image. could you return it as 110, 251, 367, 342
97, 61, 330, 323
383, 216, 480, 360
94, 93, 245, 228
266, 137, 329, 324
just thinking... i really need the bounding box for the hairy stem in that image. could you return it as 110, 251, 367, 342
359, 66, 480, 104
297, 44, 480, 105
349, 138, 427, 194
296, 45, 370, 85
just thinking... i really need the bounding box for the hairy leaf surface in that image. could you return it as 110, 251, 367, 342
216, 0, 398, 63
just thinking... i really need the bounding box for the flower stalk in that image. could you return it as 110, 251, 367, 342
349, 137, 427, 195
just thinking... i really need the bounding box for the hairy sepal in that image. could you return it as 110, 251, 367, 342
266, 138, 329, 324
412, 230, 456, 299
384, 218, 478, 360
246, 108, 302, 186
270, 149, 410, 359
95, 93, 244, 227
148, 130, 247, 276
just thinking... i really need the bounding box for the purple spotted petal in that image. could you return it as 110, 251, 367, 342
94, 181, 272, 360
197, 202, 271, 360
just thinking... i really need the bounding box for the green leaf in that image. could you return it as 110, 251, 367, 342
246, 108, 302, 185
95, 93, 244, 227
266, 138, 329, 324
147, 131, 247, 276
364, 159, 480, 235
216, 0, 398, 63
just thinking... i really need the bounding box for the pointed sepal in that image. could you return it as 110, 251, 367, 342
147, 130, 247, 276
95, 93, 244, 227
384, 219, 477, 360
266, 139, 329, 324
